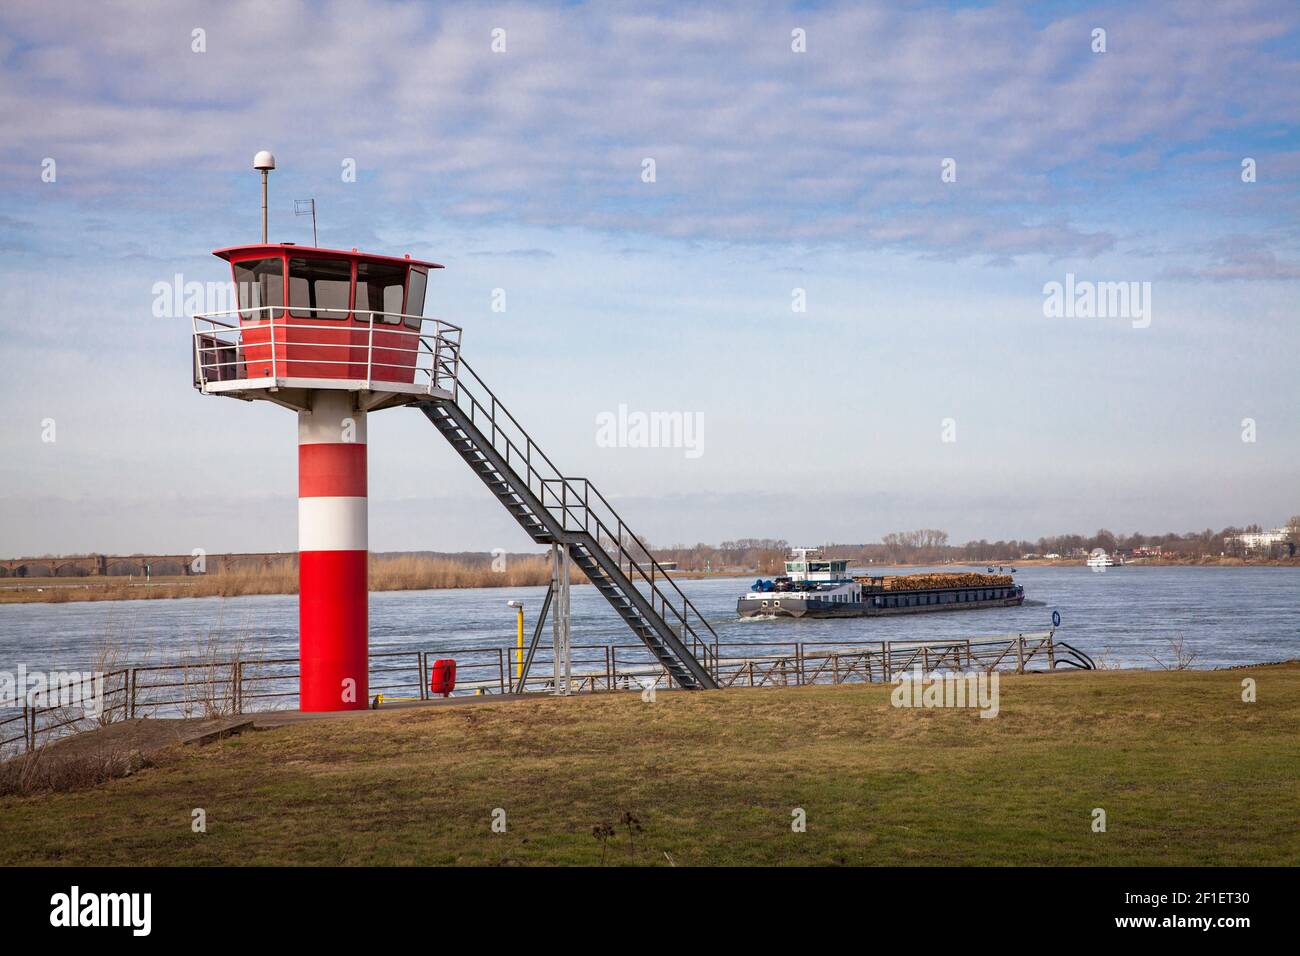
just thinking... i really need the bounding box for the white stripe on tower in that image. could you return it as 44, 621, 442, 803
297, 390, 369, 712
298, 497, 367, 552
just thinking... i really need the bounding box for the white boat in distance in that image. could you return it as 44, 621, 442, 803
1086, 548, 1116, 569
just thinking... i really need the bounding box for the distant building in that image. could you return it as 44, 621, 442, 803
1130, 546, 1168, 558
1224, 528, 1294, 556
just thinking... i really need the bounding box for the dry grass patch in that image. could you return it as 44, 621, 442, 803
0, 554, 565, 604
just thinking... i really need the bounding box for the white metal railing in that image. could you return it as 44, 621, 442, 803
191, 307, 462, 396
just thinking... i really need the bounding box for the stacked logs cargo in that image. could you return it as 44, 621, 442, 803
853, 572, 1014, 591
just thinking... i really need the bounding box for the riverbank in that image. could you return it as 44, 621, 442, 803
0, 555, 561, 605
1003, 556, 1299, 568
864, 556, 1300, 569
4, 553, 1296, 605
2, 664, 1296, 865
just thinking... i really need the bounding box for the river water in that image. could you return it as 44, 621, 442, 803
1, 565, 1297, 675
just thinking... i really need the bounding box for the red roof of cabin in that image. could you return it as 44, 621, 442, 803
212, 243, 444, 269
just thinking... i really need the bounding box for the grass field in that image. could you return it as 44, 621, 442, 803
1, 665, 1297, 866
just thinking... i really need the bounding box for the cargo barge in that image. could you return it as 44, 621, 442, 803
737, 548, 1025, 619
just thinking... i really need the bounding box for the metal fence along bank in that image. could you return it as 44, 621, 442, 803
2, 631, 1092, 756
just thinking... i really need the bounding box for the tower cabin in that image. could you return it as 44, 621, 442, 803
193, 243, 459, 412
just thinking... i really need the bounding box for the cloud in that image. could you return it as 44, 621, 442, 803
1, 0, 1297, 263
467, 247, 555, 259
1164, 235, 1300, 280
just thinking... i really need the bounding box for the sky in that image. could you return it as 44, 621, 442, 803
1, 0, 1298, 557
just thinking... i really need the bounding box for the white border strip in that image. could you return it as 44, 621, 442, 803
299, 497, 368, 552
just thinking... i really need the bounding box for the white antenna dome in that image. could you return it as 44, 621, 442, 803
253, 150, 276, 171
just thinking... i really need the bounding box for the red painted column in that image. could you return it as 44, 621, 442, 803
298, 391, 368, 711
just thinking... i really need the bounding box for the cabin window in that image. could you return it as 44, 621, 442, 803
356, 260, 408, 325
406, 268, 428, 328
289, 257, 351, 319
233, 258, 285, 320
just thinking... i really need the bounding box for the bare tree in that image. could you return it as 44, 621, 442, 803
1149, 636, 1199, 671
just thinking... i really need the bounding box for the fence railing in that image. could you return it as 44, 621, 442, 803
2, 631, 1085, 757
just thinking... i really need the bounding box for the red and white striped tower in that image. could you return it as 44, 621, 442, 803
297, 390, 368, 711
193, 152, 449, 712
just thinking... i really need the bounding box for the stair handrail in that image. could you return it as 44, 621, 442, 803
449, 357, 718, 667
538, 476, 718, 657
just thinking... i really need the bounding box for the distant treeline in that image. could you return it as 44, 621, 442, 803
651, 520, 1300, 569
649, 539, 791, 575
818, 521, 1300, 564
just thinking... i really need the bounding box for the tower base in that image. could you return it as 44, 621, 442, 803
298, 391, 369, 711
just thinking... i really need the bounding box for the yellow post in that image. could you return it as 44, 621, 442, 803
507, 599, 525, 690
515, 606, 524, 680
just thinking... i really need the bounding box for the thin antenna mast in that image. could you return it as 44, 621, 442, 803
294, 199, 318, 247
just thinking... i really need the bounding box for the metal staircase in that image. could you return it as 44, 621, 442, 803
418, 357, 719, 690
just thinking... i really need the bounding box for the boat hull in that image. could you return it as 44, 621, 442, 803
737, 596, 865, 618
737, 591, 1025, 619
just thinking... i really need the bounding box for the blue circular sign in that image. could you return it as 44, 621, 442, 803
1052, 610, 1061, 627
